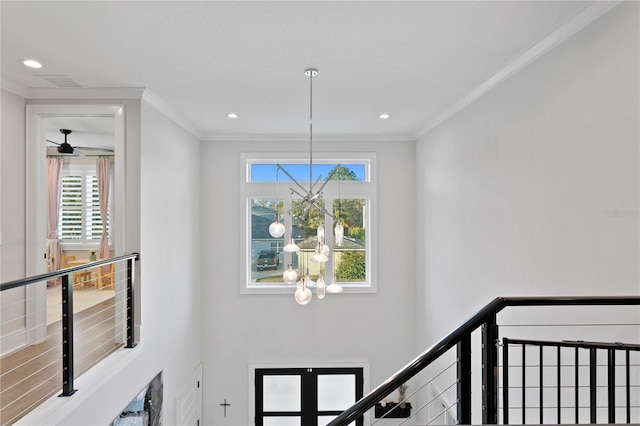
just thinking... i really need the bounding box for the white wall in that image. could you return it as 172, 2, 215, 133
416, 2, 639, 421
42, 98, 202, 425
0, 89, 28, 353
201, 139, 416, 425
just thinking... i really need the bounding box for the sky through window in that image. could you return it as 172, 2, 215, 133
250, 163, 365, 182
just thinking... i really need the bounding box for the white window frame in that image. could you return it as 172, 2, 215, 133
58, 162, 114, 250
240, 152, 377, 295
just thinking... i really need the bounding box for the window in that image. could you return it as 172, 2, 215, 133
255, 367, 364, 426
241, 153, 376, 294
58, 163, 112, 248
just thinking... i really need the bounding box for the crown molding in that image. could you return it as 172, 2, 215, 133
3, 83, 202, 139
141, 89, 202, 139
27, 87, 146, 100
201, 133, 415, 143
1, 78, 29, 98
414, 0, 622, 140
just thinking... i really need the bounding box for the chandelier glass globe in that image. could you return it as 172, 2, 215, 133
283, 237, 300, 252
294, 278, 312, 305
283, 263, 298, 284
268, 219, 285, 238
316, 275, 326, 299
311, 243, 329, 263
326, 274, 343, 293
334, 222, 344, 246
317, 223, 325, 243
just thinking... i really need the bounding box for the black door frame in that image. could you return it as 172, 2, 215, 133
255, 367, 364, 426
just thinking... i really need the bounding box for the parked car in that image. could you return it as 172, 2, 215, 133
256, 251, 279, 271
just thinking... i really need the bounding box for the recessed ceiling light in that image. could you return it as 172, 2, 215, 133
379, 113, 391, 119
21, 58, 43, 69
226, 113, 238, 119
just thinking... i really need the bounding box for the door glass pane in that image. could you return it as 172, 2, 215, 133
263, 375, 301, 411
317, 374, 355, 411
263, 417, 301, 426
318, 415, 355, 426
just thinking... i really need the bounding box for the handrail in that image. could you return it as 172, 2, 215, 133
0, 252, 140, 291
328, 296, 640, 425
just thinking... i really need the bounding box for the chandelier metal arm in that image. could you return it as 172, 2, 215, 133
310, 174, 323, 193
312, 164, 341, 196
276, 163, 309, 196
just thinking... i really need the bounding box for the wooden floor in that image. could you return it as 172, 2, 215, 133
0, 298, 122, 425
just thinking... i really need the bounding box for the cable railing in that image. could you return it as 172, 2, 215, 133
328, 296, 640, 425
0, 253, 139, 425
502, 338, 640, 424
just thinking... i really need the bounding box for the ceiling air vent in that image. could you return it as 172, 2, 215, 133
37, 75, 83, 88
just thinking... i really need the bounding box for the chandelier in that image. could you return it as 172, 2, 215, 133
269, 68, 344, 304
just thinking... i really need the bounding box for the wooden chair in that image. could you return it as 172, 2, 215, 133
61, 255, 93, 289
96, 263, 115, 290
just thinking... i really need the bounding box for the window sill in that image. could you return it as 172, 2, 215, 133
242, 283, 376, 295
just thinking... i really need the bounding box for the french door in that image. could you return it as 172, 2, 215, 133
255, 367, 364, 426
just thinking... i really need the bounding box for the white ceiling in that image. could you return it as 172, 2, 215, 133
1, 1, 614, 141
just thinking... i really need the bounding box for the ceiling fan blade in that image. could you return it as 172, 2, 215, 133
74, 145, 115, 153
46, 139, 84, 156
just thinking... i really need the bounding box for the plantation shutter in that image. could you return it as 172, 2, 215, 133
58, 172, 109, 243
59, 175, 83, 240
86, 175, 103, 240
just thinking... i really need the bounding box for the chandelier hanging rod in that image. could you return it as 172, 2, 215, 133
275, 67, 341, 220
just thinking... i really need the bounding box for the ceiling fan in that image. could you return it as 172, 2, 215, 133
46, 129, 114, 156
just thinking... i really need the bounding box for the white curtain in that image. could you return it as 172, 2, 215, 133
97, 156, 111, 260
46, 157, 64, 276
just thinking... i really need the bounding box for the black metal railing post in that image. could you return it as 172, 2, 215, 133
521, 343, 526, 424
125, 257, 137, 348
556, 346, 561, 424
59, 273, 76, 396
589, 348, 597, 423
502, 338, 510, 424
457, 333, 472, 425
607, 348, 615, 423
626, 350, 631, 424
574, 347, 579, 423
539, 345, 544, 423
482, 313, 498, 424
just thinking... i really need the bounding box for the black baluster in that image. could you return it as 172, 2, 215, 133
59, 273, 76, 396
457, 333, 472, 425
557, 346, 561, 424
503, 338, 510, 425
607, 349, 616, 423
539, 345, 543, 424
522, 343, 526, 424
125, 258, 137, 348
589, 349, 596, 424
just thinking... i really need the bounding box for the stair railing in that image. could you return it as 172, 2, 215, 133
328, 296, 640, 426
0, 252, 139, 423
